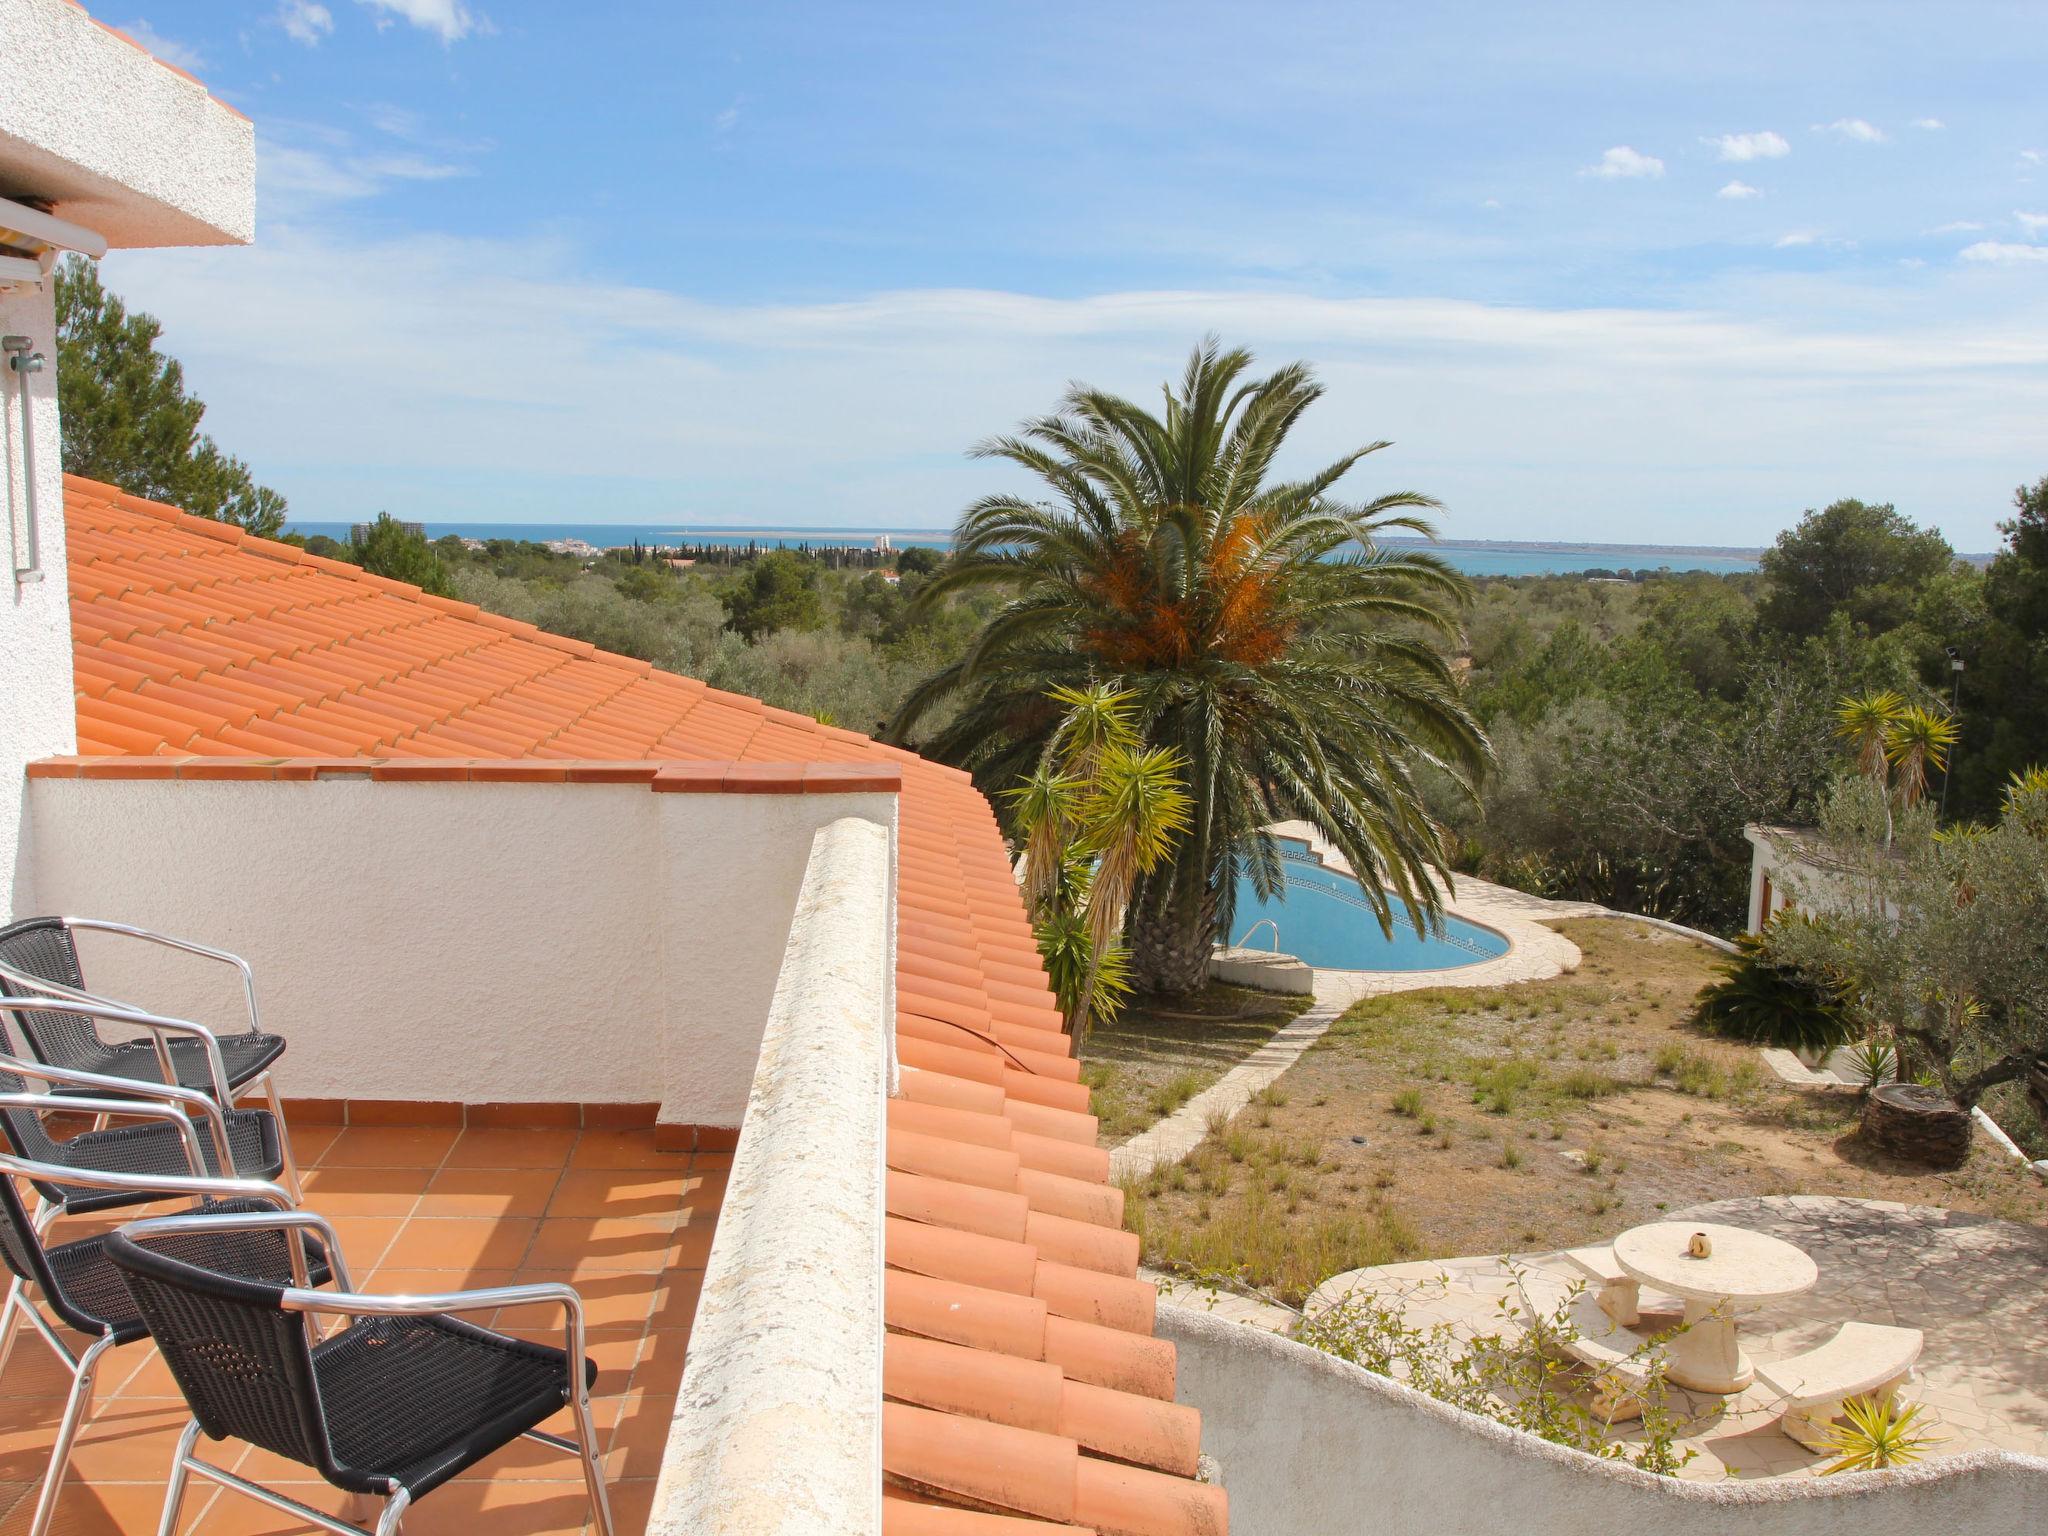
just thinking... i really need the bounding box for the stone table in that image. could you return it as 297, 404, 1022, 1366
1613, 1220, 1818, 1393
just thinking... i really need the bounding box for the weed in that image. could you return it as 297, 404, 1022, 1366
1146, 1069, 1206, 1120
1501, 1145, 1523, 1170
1390, 1088, 1424, 1119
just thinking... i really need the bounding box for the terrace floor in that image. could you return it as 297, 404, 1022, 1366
1304, 1194, 2048, 1482
0, 1121, 722, 1536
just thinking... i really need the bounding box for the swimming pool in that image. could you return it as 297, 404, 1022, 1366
1228, 840, 1510, 971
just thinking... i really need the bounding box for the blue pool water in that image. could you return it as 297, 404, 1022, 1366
1229, 841, 1510, 971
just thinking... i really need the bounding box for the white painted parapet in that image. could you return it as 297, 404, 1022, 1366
653, 816, 892, 1536
1160, 1307, 2048, 1535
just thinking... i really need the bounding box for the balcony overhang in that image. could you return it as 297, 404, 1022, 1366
0, 0, 255, 249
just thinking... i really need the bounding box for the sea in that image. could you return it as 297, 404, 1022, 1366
283, 521, 1761, 579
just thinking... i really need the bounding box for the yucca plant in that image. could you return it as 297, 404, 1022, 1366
1006, 685, 1189, 1036
1815, 1395, 1941, 1474
1840, 1038, 1899, 1092
1884, 707, 1958, 808
1692, 925, 1856, 1055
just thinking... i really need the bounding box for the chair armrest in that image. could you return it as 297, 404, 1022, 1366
0, 988, 235, 1103
280, 1282, 592, 1405
106, 1206, 345, 1294
0, 1050, 239, 1174
0, 1086, 218, 1177
61, 917, 264, 1038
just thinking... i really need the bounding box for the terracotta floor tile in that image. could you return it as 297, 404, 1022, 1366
565, 1134, 680, 1172
321, 1217, 407, 1275
683, 1151, 733, 1174
379, 1217, 539, 1271
441, 1129, 578, 1171
679, 1169, 727, 1214
669, 1212, 718, 1270
543, 1170, 686, 1221
315, 1127, 460, 1170
493, 1270, 659, 1333
183, 1470, 357, 1535
297, 1166, 434, 1218
0, 1401, 188, 1485
646, 1269, 704, 1331
283, 1126, 342, 1166
626, 1329, 690, 1399
600, 1392, 677, 1482
382, 1472, 606, 1536
0, 1475, 183, 1536
603, 1477, 658, 1536
524, 1220, 678, 1275
418, 1168, 564, 1220
104, 1346, 186, 1402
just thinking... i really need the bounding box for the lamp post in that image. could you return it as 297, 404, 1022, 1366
1939, 649, 1964, 821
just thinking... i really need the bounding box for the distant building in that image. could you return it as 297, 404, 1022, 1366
350, 519, 425, 545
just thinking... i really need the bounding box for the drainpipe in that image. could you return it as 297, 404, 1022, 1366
4, 334, 45, 584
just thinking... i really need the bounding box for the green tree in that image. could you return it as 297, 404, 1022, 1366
896, 545, 943, 578
355, 513, 453, 596
1952, 476, 2048, 815
1757, 498, 1953, 639
721, 549, 824, 641
52, 255, 287, 537
889, 338, 1489, 993
1762, 774, 2048, 1109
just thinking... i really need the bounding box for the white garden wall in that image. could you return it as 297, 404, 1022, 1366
1161, 1308, 2047, 1536
20, 775, 897, 1127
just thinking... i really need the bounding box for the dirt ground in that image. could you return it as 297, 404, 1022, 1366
1079, 983, 1309, 1143
1124, 919, 2048, 1304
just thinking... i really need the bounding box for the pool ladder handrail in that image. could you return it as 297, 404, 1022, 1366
1234, 918, 1281, 952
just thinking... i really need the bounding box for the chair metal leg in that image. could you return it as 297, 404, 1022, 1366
26, 1329, 117, 1536
0, 1274, 23, 1380
373, 1487, 412, 1536
156, 1419, 203, 1536
571, 1392, 617, 1536
260, 1071, 304, 1200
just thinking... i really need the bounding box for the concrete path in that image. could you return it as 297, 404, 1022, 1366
1142, 1266, 1300, 1334
1109, 995, 1348, 1183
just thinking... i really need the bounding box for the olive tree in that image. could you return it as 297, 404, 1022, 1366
1763, 775, 2048, 1109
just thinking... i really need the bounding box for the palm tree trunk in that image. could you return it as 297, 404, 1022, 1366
1125, 880, 1216, 996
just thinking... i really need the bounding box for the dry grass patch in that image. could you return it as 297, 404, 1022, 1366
1080, 983, 1310, 1144
1125, 919, 2048, 1299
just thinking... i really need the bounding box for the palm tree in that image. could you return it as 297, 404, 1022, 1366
891, 338, 1490, 994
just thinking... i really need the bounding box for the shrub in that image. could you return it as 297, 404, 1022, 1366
1692, 925, 1856, 1054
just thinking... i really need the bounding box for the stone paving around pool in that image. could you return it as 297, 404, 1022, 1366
1298, 1195, 2048, 1482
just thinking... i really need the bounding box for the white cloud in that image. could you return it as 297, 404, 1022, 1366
1815, 118, 1887, 144
1580, 145, 1663, 180
1960, 241, 2048, 265
116, 19, 204, 72
257, 140, 470, 213
96, 210, 2048, 552
356, 0, 487, 43
1705, 131, 1789, 163
1928, 221, 1984, 234
2018, 211, 2048, 236
1911, 118, 1945, 131
276, 0, 333, 46
1480, 198, 1502, 210
2025, 150, 2045, 166
1717, 180, 1762, 200
1774, 231, 1817, 248
714, 102, 741, 134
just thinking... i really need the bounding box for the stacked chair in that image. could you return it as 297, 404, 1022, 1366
0, 917, 614, 1536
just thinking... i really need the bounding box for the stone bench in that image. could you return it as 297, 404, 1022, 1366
1755, 1322, 1924, 1451
1558, 1245, 1642, 1326
1517, 1269, 1665, 1421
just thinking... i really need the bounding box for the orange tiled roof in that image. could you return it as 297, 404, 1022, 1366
59, 475, 1226, 1536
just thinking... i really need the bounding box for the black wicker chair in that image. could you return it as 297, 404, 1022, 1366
0, 950, 299, 1204
0, 1006, 295, 1221
0, 1127, 317, 1536
108, 1209, 615, 1536
0, 916, 292, 1166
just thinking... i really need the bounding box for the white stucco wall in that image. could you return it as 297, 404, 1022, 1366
1161, 1308, 2048, 1536
21, 777, 897, 1124
0, 278, 72, 923
0, 0, 255, 248
655, 816, 892, 1536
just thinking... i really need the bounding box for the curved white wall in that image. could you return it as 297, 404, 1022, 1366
1160, 1307, 2047, 1536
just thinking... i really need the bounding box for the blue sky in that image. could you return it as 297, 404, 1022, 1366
102, 1, 2048, 547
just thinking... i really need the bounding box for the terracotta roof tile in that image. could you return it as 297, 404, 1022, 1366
58, 475, 1223, 1536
